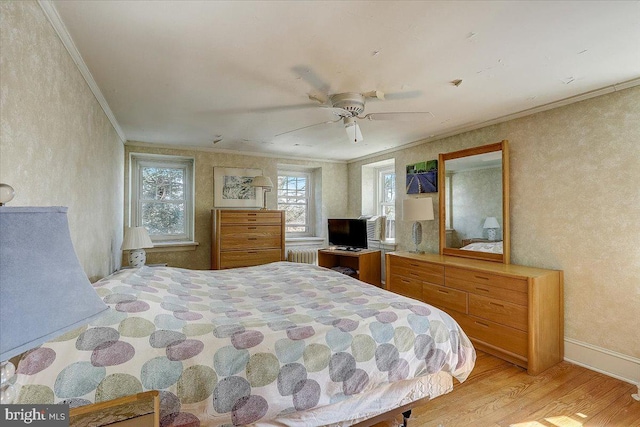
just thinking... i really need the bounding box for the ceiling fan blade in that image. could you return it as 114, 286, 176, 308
308, 92, 329, 104
362, 90, 385, 100
202, 103, 319, 116
361, 112, 434, 121
274, 118, 341, 137
292, 65, 331, 94
370, 90, 423, 101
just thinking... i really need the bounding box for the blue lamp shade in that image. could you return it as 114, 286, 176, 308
0, 207, 108, 361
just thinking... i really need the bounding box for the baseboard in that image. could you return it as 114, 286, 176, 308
564, 338, 640, 385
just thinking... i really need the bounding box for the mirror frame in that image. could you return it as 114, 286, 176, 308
438, 140, 510, 264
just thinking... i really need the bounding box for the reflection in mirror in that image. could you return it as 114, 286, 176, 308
438, 141, 509, 263
445, 151, 503, 249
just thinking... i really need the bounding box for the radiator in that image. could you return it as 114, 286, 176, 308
287, 248, 318, 265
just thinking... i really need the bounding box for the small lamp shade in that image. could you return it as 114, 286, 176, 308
403, 198, 435, 253
402, 197, 435, 222
0, 207, 108, 361
251, 176, 274, 210
483, 216, 500, 240
251, 175, 274, 189
121, 226, 153, 250
483, 217, 500, 229
121, 227, 153, 267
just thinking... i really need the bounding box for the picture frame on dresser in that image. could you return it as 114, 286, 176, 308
213, 167, 263, 208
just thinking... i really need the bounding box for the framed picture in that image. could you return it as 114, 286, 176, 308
406, 160, 438, 194
214, 167, 263, 208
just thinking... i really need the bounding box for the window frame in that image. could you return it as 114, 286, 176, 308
277, 169, 314, 237
129, 153, 195, 244
376, 165, 396, 240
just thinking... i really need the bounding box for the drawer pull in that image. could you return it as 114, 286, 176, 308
248, 219, 257, 221
401, 279, 410, 284
248, 213, 257, 216
475, 321, 490, 328
490, 302, 504, 308
248, 226, 257, 230
437, 289, 449, 294
248, 251, 258, 254
474, 275, 490, 281
247, 238, 258, 240
476, 287, 490, 292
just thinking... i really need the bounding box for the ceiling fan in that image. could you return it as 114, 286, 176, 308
275, 90, 434, 143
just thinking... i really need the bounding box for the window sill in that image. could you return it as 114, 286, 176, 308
286, 237, 325, 248
368, 239, 397, 251
147, 242, 199, 253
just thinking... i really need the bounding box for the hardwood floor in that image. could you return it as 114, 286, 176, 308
377, 351, 640, 427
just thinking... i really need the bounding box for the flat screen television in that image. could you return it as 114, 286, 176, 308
327, 218, 368, 249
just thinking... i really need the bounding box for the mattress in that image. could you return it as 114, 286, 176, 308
460, 241, 503, 254
15, 262, 475, 426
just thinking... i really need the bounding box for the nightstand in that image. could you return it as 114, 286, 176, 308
318, 248, 381, 287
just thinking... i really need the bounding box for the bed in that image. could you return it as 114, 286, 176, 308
460, 240, 503, 254
15, 262, 475, 426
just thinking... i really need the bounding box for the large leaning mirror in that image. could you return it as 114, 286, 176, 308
438, 140, 510, 263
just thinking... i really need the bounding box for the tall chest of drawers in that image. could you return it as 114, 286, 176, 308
386, 252, 563, 375
211, 209, 285, 269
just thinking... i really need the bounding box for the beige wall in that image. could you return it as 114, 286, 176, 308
348, 85, 640, 359
124, 143, 348, 270
0, 1, 124, 281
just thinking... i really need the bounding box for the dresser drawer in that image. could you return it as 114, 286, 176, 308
469, 294, 527, 331
446, 277, 527, 306
423, 283, 467, 314
453, 312, 528, 358
219, 211, 283, 224
220, 249, 282, 269
220, 225, 282, 249
388, 275, 423, 300
389, 257, 444, 285
446, 267, 527, 293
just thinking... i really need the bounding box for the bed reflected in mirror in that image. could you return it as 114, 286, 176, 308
438, 140, 510, 263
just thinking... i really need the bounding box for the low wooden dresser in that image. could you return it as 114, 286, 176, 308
386, 251, 563, 375
211, 209, 285, 269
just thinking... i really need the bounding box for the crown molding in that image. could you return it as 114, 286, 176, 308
38, 0, 126, 143
124, 141, 348, 164
348, 77, 640, 164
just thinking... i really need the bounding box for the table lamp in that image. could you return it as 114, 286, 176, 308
251, 175, 274, 210
121, 226, 154, 267
403, 197, 434, 253
483, 216, 500, 240
0, 206, 108, 404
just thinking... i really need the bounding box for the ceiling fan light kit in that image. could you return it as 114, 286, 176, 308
278, 86, 432, 142
344, 117, 363, 143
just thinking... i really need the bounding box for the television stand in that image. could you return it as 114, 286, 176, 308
336, 246, 362, 252
318, 248, 381, 287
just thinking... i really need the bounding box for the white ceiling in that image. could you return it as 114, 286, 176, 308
48, 1, 640, 162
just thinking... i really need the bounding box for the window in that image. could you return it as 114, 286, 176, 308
377, 166, 396, 239
130, 154, 194, 244
277, 170, 313, 235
